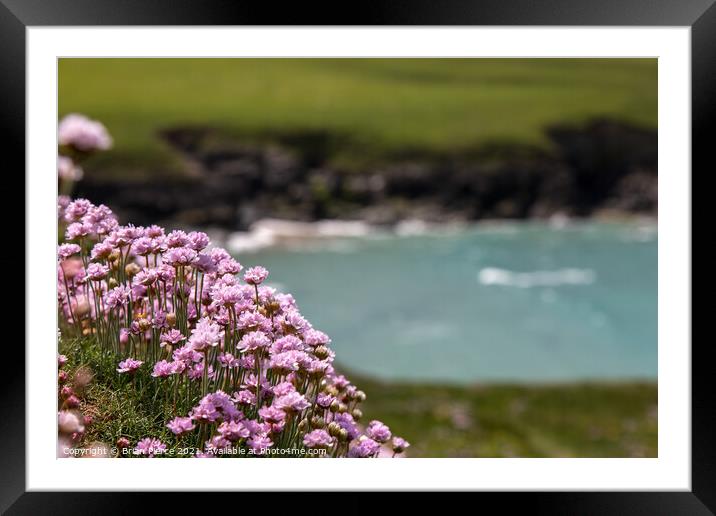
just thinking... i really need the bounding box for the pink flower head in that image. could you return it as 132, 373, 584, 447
165, 247, 197, 267
188, 317, 223, 351
303, 429, 334, 449
283, 310, 309, 333
271, 335, 303, 354
165, 230, 189, 248
58, 155, 83, 181
273, 391, 310, 414
366, 420, 392, 443
258, 405, 286, 425
133, 267, 158, 287
85, 263, 109, 281
238, 331, 271, 353
133, 437, 166, 457
268, 351, 302, 374
58, 410, 85, 434
217, 257, 243, 276
151, 360, 174, 378
247, 434, 273, 454
117, 358, 143, 374
132, 237, 154, 256
316, 392, 335, 409
392, 437, 410, 453
160, 329, 185, 347
244, 266, 269, 286
57, 243, 81, 260
218, 420, 250, 441
90, 241, 114, 261
145, 225, 164, 238
187, 231, 210, 251
166, 416, 195, 435
64, 198, 93, 222
65, 222, 93, 240
58, 113, 112, 152
304, 329, 331, 347
232, 389, 256, 406
348, 437, 381, 458
272, 381, 296, 397
104, 285, 130, 309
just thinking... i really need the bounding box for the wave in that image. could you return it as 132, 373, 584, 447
226, 218, 372, 253
478, 267, 596, 288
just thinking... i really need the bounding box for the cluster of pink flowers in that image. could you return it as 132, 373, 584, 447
57, 196, 409, 458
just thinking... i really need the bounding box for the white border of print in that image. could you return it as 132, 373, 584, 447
27, 27, 690, 491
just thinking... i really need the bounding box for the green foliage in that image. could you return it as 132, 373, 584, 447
356, 376, 657, 457
61, 337, 178, 451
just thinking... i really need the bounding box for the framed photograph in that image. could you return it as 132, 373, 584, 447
7, 0, 712, 512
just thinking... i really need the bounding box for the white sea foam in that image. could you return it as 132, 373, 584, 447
226, 218, 372, 253
478, 267, 596, 288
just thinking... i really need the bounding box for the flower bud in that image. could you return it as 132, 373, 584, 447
125, 263, 141, 277
64, 395, 80, 409
138, 318, 151, 332
297, 418, 309, 432
337, 403, 348, 414
108, 277, 118, 289
314, 345, 330, 360
327, 421, 342, 437
329, 400, 340, 413
310, 415, 325, 428
166, 312, 177, 327
116, 437, 130, 450
355, 390, 367, 402
58, 371, 68, 384
338, 428, 349, 442
60, 386, 74, 399
351, 408, 363, 421
108, 250, 121, 263
323, 385, 339, 397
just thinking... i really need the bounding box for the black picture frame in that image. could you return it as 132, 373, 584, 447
4, 0, 712, 513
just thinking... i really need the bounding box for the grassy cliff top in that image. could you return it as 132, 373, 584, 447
59, 58, 657, 179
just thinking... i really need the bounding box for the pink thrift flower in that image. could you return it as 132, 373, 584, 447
58, 113, 113, 152
133, 437, 166, 457
166, 417, 195, 435
244, 266, 269, 286
117, 358, 143, 374
303, 429, 334, 449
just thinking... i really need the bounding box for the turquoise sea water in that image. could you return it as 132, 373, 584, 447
243, 222, 657, 383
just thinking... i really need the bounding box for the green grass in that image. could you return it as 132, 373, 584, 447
60, 336, 657, 458
356, 375, 657, 458
61, 337, 179, 451
58, 58, 657, 179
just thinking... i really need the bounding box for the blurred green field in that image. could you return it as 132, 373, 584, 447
58, 58, 657, 178
357, 375, 657, 458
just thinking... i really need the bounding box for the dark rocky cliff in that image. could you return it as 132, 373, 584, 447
75, 118, 657, 229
